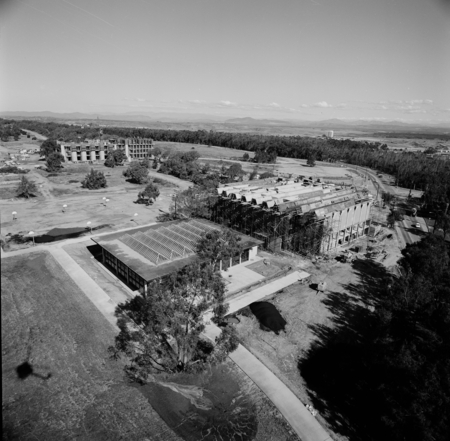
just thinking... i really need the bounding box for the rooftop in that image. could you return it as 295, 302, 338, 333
217, 181, 371, 217
92, 219, 263, 282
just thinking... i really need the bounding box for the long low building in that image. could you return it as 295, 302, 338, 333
212, 180, 373, 254
59, 137, 154, 163
91, 219, 262, 293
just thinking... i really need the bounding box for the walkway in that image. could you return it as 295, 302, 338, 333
203, 320, 331, 441
3, 238, 329, 441
227, 270, 310, 315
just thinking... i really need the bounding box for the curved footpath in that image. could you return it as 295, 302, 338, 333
1, 230, 332, 441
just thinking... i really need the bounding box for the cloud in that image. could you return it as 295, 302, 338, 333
269, 102, 280, 108
220, 100, 237, 106
313, 101, 332, 108
187, 99, 206, 104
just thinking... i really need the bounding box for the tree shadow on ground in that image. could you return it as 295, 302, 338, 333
299, 259, 394, 441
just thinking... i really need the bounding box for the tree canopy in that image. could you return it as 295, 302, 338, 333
16, 176, 38, 198
81, 169, 107, 189
196, 227, 243, 270
46, 152, 64, 172
307, 152, 316, 167
123, 161, 149, 184
105, 149, 127, 168
108, 262, 238, 378
40, 139, 60, 158
163, 187, 217, 221
137, 182, 160, 205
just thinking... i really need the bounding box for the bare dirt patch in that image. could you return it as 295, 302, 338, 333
232, 255, 386, 441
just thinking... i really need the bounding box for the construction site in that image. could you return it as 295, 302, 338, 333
211, 179, 373, 256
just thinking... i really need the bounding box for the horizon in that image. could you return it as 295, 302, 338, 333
1, 0, 449, 123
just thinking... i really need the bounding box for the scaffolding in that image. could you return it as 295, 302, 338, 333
211, 192, 372, 257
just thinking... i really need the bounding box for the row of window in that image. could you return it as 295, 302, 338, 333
103, 249, 145, 290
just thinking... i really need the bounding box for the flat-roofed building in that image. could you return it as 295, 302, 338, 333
59, 137, 153, 163
91, 219, 262, 293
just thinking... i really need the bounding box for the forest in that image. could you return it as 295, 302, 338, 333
2, 118, 449, 210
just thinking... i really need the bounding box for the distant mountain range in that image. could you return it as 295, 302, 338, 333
224, 117, 450, 131
0, 111, 228, 123
1, 111, 449, 132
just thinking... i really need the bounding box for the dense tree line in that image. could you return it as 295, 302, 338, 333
2, 119, 449, 209
0, 122, 23, 141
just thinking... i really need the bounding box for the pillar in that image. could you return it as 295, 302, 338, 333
60, 145, 67, 162
71, 151, 77, 162
81, 151, 87, 162
99, 150, 105, 161
90, 150, 96, 161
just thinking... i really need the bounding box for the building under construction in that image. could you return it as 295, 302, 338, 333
59, 138, 153, 163
211, 179, 373, 255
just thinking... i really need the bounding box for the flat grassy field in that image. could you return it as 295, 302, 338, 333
1, 251, 181, 441
154, 141, 253, 160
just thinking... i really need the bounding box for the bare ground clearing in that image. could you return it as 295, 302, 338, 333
232, 251, 395, 441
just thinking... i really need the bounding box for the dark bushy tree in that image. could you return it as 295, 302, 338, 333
46, 152, 64, 172
123, 162, 149, 184
81, 169, 107, 189
104, 153, 115, 168
16, 176, 38, 198
40, 139, 60, 158
170, 188, 217, 220
196, 227, 243, 270
108, 262, 238, 378
307, 152, 316, 167
137, 182, 160, 205
105, 149, 127, 167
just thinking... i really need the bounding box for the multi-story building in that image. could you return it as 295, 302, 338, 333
212, 180, 373, 255
58, 138, 153, 163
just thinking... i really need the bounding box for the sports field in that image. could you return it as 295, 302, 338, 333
1, 251, 181, 441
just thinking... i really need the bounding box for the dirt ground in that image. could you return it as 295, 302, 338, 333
231, 246, 402, 441
0, 159, 190, 249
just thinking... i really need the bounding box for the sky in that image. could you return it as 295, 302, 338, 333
1, 0, 450, 123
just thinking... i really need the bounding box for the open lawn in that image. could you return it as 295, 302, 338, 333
1, 251, 181, 441
0, 163, 188, 248
154, 141, 254, 160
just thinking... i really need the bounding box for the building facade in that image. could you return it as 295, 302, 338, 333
59, 137, 153, 163
211, 180, 372, 255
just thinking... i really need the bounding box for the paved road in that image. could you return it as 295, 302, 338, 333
348, 165, 429, 248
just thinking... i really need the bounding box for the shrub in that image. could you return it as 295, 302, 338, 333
16, 176, 38, 198
123, 162, 149, 184
0, 166, 28, 174
81, 169, 107, 189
